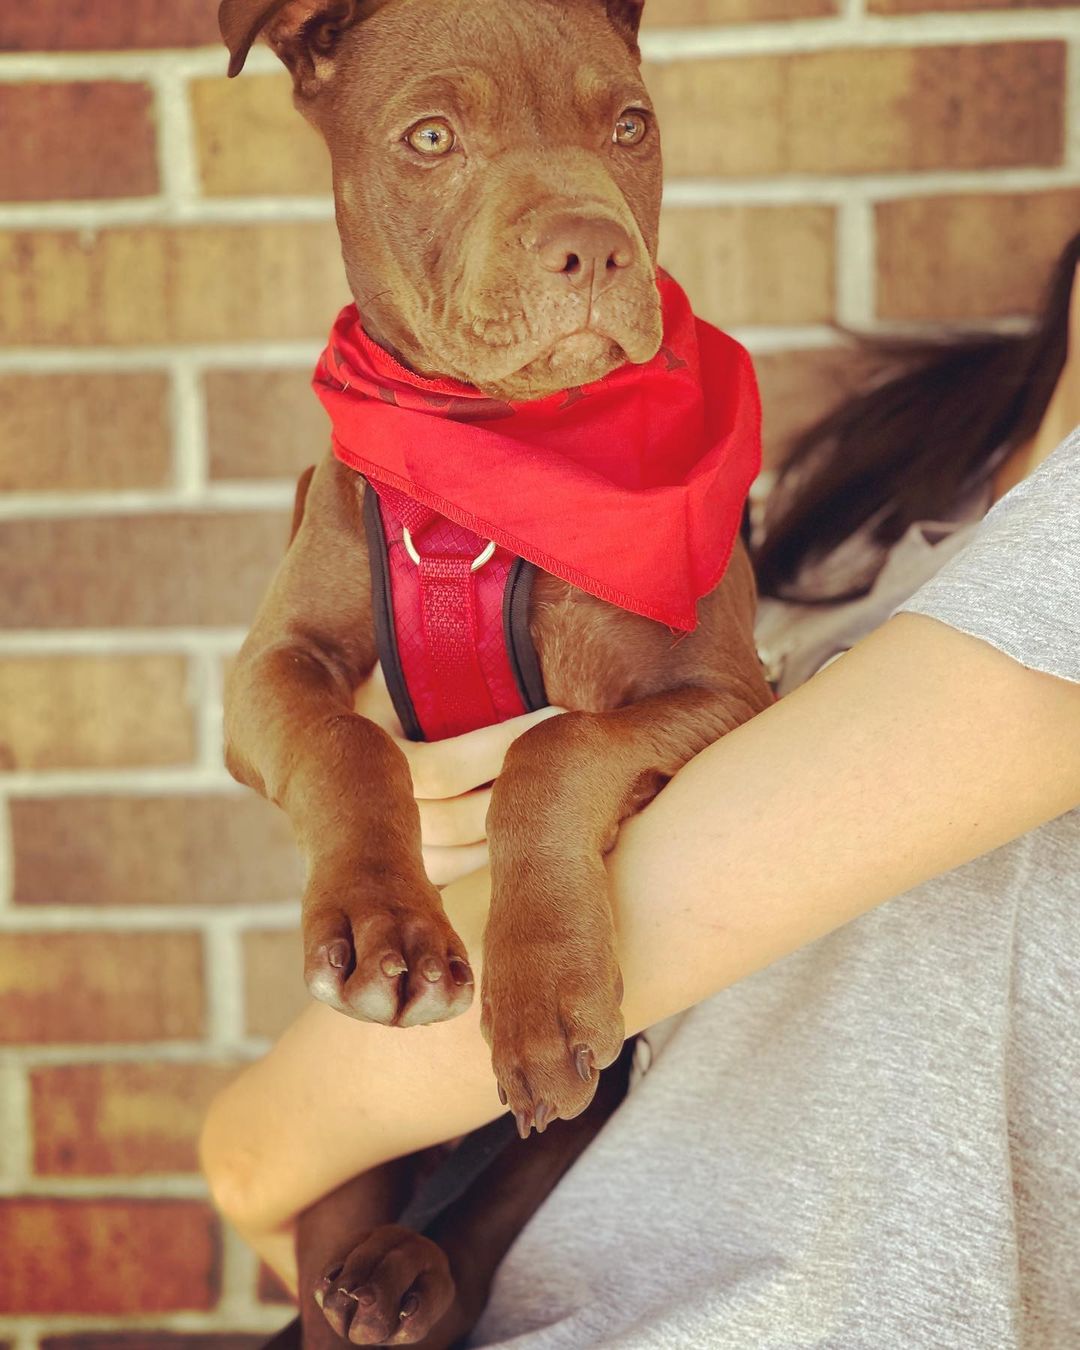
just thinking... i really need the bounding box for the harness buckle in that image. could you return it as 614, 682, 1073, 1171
401, 526, 496, 573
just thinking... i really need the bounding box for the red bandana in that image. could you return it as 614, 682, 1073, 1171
313, 270, 760, 632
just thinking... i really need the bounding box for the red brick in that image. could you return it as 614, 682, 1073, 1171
0, 83, 157, 203
206, 368, 329, 480
244, 929, 308, 1039
662, 205, 835, 326
0, 511, 290, 629
754, 345, 880, 467
0, 1, 219, 51
0, 1198, 218, 1314
0, 372, 171, 492
0, 655, 195, 772
31, 1062, 241, 1176
12, 794, 303, 908
876, 188, 1080, 321
647, 42, 1065, 177
192, 75, 332, 197
0, 222, 347, 347
0, 932, 204, 1044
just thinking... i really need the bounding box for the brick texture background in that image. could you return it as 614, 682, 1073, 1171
1, 0, 1077, 1344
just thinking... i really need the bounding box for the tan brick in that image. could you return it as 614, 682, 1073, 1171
645, 0, 836, 20
12, 794, 303, 908
0, 655, 195, 772
31, 1062, 240, 1176
0, 1198, 218, 1314
646, 42, 1065, 177
0, 511, 289, 629
870, 0, 1075, 11
42, 1338, 271, 1350
876, 189, 1080, 321
0, 372, 171, 492
206, 368, 329, 480
754, 345, 880, 467
661, 205, 835, 326
0, 222, 347, 347
0, 932, 204, 1044
0, 83, 157, 203
0, 1, 219, 50
193, 74, 332, 197
244, 928, 309, 1039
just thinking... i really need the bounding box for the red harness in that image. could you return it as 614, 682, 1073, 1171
363, 480, 546, 742
314, 270, 761, 742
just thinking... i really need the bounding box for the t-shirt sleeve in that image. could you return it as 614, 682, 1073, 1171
898, 427, 1080, 684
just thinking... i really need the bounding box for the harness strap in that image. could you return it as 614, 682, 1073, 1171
364, 480, 547, 742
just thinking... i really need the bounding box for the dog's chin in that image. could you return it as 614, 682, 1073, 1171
470, 327, 658, 402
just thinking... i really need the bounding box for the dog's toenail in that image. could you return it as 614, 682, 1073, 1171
421, 958, 442, 982
574, 1045, 595, 1082
381, 952, 408, 977
338, 1287, 361, 1303
514, 1109, 532, 1140
327, 940, 351, 970
400, 1292, 420, 1319
350, 1285, 376, 1308
497, 1082, 508, 1106
534, 1102, 552, 1134
449, 958, 474, 986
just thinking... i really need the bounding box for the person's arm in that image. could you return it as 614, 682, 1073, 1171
201, 608, 1080, 1285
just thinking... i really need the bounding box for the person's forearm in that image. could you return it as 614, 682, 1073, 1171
202, 612, 1080, 1245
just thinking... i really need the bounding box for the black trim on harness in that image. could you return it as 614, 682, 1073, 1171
503, 558, 548, 713
362, 483, 425, 743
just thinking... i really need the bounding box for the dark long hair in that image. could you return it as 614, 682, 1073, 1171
755, 231, 1080, 600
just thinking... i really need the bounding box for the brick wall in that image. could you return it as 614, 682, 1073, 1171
1, 0, 1077, 1344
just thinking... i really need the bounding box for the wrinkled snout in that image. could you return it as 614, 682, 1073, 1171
535, 214, 636, 298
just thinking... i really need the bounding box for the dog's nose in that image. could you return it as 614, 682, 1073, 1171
535, 216, 634, 290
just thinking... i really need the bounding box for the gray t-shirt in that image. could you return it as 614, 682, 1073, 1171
471, 429, 1080, 1349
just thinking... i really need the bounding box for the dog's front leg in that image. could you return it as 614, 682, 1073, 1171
483, 683, 764, 1132
225, 458, 473, 1026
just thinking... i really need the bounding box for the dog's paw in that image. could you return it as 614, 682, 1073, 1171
481, 942, 625, 1137
303, 872, 474, 1026
315, 1225, 455, 1346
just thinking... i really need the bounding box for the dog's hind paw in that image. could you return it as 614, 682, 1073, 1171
315, 1225, 456, 1346
302, 873, 474, 1026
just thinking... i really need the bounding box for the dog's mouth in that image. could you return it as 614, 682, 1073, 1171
469, 320, 657, 399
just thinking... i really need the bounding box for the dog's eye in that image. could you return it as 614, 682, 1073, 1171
613, 110, 648, 147
406, 118, 456, 157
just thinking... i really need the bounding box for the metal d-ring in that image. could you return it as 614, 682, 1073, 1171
401, 526, 496, 572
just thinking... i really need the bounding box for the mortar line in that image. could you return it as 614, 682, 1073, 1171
171, 354, 210, 497
0, 628, 247, 654
0, 13, 1076, 79
0, 791, 12, 911
150, 66, 204, 209
0, 341, 321, 371
0, 904, 299, 932
0, 482, 295, 518
0, 1058, 32, 1188
1, 1040, 273, 1069
835, 193, 876, 328
2, 166, 1079, 232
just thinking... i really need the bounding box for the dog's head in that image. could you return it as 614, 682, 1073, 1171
220, 0, 663, 399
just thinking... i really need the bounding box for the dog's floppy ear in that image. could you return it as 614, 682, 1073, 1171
605, 0, 646, 45
219, 0, 365, 91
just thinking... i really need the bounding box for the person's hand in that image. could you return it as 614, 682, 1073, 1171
353, 668, 564, 886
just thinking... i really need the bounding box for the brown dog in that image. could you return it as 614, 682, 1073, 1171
219, 0, 772, 1141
